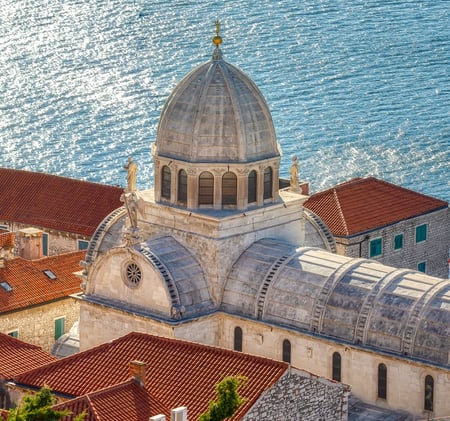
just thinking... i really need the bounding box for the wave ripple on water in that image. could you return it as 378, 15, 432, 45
0, 0, 448, 201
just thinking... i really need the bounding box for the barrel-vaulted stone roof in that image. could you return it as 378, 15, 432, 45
155, 48, 280, 163
223, 239, 450, 367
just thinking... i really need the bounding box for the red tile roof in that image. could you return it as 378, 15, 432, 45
14, 332, 288, 420
0, 168, 123, 237
304, 177, 448, 237
0, 332, 56, 378
0, 251, 84, 313
0, 231, 14, 249
54, 380, 169, 421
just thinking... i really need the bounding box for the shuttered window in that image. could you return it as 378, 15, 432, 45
199, 172, 214, 205
222, 172, 237, 205
161, 166, 171, 199
178, 170, 187, 203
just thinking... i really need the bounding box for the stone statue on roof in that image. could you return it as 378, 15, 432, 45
124, 157, 138, 192
290, 155, 299, 191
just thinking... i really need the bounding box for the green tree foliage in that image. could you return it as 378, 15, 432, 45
7, 386, 70, 421
198, 375, 248, 421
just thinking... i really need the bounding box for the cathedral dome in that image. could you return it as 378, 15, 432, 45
155, 45, 280, 163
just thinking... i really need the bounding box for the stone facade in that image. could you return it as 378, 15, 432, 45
243, 369, 349, 421
0, 220, 90, 256
1, 298, 79, 352
336, 207, 449, 278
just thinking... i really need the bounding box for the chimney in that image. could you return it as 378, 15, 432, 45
17, 228, 43, 260
171, 407, 187, 421
149, 416, 166, 421
129, 360, 147, 385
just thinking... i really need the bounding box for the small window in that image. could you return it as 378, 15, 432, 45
234, 326, 242, 352
161, 166, 171, 199
370, 238, 382, 257
424, 375, 434, 412
123, 262, 142, 287
263, 167, 273, 200
8, 330, 18, 338
178, 170, 187, 203
332, 352, 341, 382
378, 363, 387, 399
282, 339, 291, 363
394, 234, 403, 250
222, 172, 237, 205
42, 233, 49, 256
199, 172, 214, 205
415, 224, 427, 243
43, 270, 57, 280
248, 170, 257, 203
54, 317, 65, 340
78, 240, 89, 251
418, 261, 427, 273
0, 281, 12, 292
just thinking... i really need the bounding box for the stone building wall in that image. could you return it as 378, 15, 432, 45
79, 303, 450, 418
336, 207, 449, 278
0, 221, 89, 256
243, 369, 349, 421
0, 298, 79, 352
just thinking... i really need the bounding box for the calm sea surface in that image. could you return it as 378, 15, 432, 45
0, 0, 449, 201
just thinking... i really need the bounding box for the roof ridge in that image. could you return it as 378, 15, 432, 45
333, 189, 350, 236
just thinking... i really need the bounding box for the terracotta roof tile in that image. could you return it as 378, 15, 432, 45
304, 177, 448, 237
0, 251, 84, 313
0, 333, 56, 378
14, 332, 288, 420
0, 168, 123, 236
54, 380, 169, 421
0, 231, 14, 249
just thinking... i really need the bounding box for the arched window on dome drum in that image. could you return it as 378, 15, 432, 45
178, 169, 187, 203
424, 375, 434, 412
234, 326, 242, 352
222, 172, 237, 205
199, 172, 214, 205
282, 339, 291, 364
161, 166, 171, 199
377, 363, 387, 399
332, 352, 341, 382
248, 170, 257, 203
263, 167, 273, 199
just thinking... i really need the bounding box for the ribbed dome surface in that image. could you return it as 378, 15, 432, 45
155, 52, 280, 163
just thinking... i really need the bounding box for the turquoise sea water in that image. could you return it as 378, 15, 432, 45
0, 0, 448, 201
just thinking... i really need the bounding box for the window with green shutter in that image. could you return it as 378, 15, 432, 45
394, 234, 403, 250
370, 238, 382, 257
8, 330, 18, 338
415, 224, 427, 243
418, 261, 426, 273
54, 317, 65, 340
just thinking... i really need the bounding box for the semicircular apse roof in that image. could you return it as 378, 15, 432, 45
223, 239, 450, 366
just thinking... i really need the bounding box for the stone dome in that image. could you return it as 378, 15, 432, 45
155, 47, 280, 163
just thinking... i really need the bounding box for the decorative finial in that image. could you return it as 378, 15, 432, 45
212, 20, 223, 60
213, 20, 222, 47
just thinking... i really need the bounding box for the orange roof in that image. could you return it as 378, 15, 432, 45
14, 332, 288, 420
54, 380, 169, 421
0, 333, 56, 378
304, 177, 448, 237
0, 168, 123, 236
0, 231, 14, 249
0, 251, 84, 313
